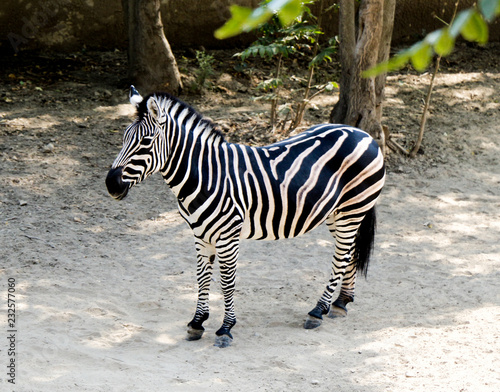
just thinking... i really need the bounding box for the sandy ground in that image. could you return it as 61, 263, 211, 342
1, 44, 499, 391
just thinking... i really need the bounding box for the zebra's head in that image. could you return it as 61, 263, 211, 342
106, 86, 166, 200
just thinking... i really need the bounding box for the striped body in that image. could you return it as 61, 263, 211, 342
156, 118, 384, 243
106, 90, 385, 346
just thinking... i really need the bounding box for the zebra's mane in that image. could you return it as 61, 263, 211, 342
137, 92, 225, 142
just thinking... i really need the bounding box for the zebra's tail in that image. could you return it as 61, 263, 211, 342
354, 207, 377, 278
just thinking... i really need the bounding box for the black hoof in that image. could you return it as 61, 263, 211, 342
304, 315, 323, 329
329, 296, 350, 318
186, 326, 205, 341
214, 334, 233, 348
215, 326, 233, 348
186, 313, 208, 341
328, 305, 347, 318
305, 303, 328, 329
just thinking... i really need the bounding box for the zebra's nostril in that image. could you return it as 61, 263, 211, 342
106, 167, 129, 200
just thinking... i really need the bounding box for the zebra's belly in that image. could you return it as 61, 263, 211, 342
239, 208, 330, 241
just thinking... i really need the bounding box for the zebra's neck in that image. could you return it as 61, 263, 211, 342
158, 97, 225, 199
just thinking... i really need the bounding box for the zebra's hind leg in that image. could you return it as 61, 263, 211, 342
187, 240, 216, 341
329, 274, 356, 318
327, 255, 357, 318
305, 265, 356, 326
330, 206, 377, 318
304, 254, 352, 329
304, 212, 360, 329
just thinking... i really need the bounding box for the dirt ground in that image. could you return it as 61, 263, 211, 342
1, 43, 499, 391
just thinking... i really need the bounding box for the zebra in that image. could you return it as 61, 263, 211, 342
106, 86, 385, 348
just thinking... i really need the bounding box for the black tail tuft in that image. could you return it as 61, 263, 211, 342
354, 207, 377, 278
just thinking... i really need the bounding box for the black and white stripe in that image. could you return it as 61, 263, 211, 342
106, 87, 385, 347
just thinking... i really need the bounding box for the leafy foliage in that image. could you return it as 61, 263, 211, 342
310, 37, 337, 66
216, 0, 499, 77
215, 0, 310, 39
233, 1, 337, 132
364, 0, 500, 76
235, 15, 321, 62
188, 50, 216, 93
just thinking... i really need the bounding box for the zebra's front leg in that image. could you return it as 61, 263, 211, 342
213, 237, 240, 348
186, 240, 216, 341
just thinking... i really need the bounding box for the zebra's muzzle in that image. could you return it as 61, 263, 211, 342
106, 167, 130, 200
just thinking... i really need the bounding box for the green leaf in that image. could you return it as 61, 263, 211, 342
425, 28, 444, 46
410, 42, 433, 71
214, 6, 253, 39
479, 0, 500, 22
425, 28, 455, 56
215, 5, 272, 39
449, 9, 474, 38
274, 0, 304, 25
258, 77, 283, 91
310, 46, 337, 67
215, 0, 306, 40
461, 11, 489, 44
362, 49, 411, 78
324, 81, 339, 91
434, 29, 455, 56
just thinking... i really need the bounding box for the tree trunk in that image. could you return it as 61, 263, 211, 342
122, 0, 183, 95
330, 0, 396, 151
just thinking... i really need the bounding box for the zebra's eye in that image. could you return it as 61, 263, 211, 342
141, 135, 155, 145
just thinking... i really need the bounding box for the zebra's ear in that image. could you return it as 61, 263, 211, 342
146, 96, 166, 124
129, 85, 143, 107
